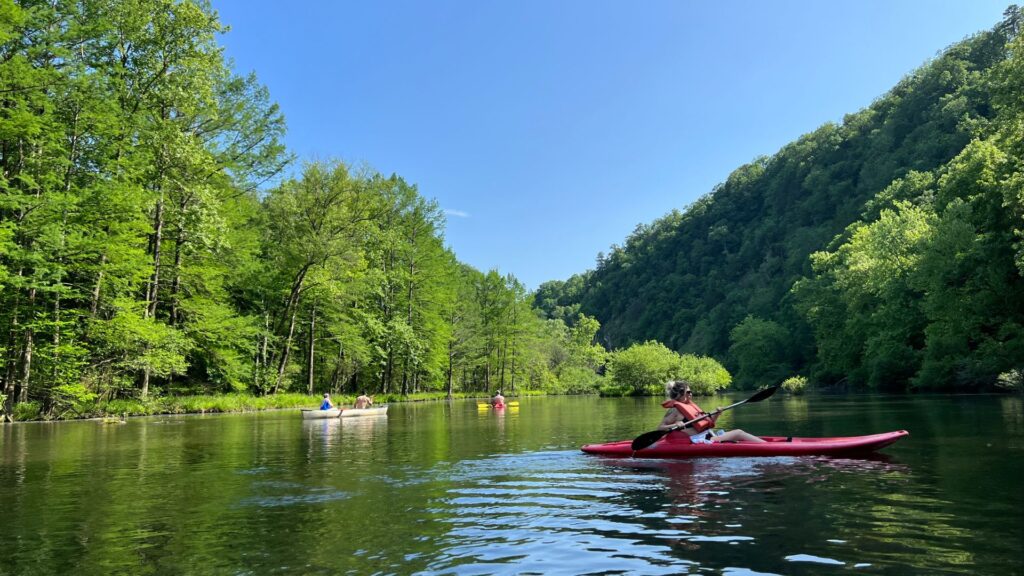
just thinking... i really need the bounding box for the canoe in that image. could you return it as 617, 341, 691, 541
339, 405, 388, 418
300, 406, 388, 419
301, 408, 341, 419
581, 430, 908, 458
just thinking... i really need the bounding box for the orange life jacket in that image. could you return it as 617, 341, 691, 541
661, 400, 713, 433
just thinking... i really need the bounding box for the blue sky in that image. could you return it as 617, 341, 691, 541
212, 0, 1011, 290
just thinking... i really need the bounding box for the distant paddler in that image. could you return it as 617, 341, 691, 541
319, 393, 335, 410
354, 392, 373, 409
491, 390, 505, 409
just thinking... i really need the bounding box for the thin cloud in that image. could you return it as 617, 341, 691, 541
444, 209, 470, 218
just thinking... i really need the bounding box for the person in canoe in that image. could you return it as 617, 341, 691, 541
354, 392, 373, 409
658, 380, 764, 443
491, 390, 505, 408
320, 393, 335, 410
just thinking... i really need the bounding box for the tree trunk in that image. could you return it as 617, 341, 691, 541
510, 305, 518, 393
261, 311, 270, 388
330, 344, 344, 392
141, 196, 161, 400
384, 349, 394, 394
90, 253, 107, 317
267, 265, 310, 394
141, 368, 150, 399
446, 343, 455, 400
306, 304, 316, 395
404, 257, 415, 397
52, 111, 77, 373
170, 233, 183, 325
255, 310, 269, 392
509, 334, 517, 394
146, 192, 165, 319
18, 288, 36, 403
273, 306, 299, 394
52, 288, 60, 382
499, 339, 507, 389
3, 269, 24, 405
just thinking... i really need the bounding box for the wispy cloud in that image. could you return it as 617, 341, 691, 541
444, 208, 470, 218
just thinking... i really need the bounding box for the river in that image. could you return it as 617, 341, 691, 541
1, 393, 1021, 575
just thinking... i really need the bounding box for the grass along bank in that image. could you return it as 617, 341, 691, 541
6, 391, 534, 422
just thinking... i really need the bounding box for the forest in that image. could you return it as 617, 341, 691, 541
536, 7, 1024, 392
0, 0, 623, 420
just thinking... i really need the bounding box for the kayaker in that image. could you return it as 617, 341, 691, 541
320, 393, 335, 410
354, 392, 373, 409
491, 390, 505, 408
658, 380, 764, 443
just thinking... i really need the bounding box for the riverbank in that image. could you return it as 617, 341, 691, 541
4, 391, 541, 423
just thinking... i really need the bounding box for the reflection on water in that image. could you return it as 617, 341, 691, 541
417, 450, 947, 575
1, 395, 1022, 575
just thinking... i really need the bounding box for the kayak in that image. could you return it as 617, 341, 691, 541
477, 401, 519, 409
581, 430, 908, 458
300, 406, 388, 419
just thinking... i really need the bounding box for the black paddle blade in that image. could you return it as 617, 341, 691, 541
631, 429, 670, 452
748, 384, 781, 403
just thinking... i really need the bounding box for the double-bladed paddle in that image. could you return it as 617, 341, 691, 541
630, 384, 780, 452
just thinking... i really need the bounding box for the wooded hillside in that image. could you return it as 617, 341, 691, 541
536, 8, 1024, 392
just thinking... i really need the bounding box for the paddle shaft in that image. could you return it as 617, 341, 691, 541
676, 397, 748, 430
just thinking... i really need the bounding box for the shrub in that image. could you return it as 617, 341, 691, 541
552, 365, 604, 394
608, 341, 684, 395
13, 401, 42, 421
597, 383, 632, 397
782, 376, 808, 395
608, 341, 732, 396
996, 369, 1023, 391
678, 354, 732, 395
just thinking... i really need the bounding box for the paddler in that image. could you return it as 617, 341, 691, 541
320, 393, 335, 410
658, 380, 764, 443
490, 389, 505, 408
354, 392, 373, 409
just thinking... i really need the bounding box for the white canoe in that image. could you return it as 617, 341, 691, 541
300, 406, 388, 419
339, 405, 388, 418
301, 408, 342, 419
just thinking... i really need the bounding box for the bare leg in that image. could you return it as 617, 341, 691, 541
712, 429, 765, 443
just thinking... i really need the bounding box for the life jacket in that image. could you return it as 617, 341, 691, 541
661, 399, 713, 432
320, 400, 332, 410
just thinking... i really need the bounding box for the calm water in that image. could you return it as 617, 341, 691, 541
1, 394, 1022, 575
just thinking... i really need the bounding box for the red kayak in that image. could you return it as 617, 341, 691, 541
581, 430, 908, 458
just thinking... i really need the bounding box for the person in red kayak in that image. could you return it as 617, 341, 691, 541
658, 380, 764, 443
491, 390, 505, 408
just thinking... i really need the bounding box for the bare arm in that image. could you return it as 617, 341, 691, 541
658, 409, 684, 431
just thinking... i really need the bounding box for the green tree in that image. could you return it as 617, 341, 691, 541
728, 316, 794, 389
607, 341, 682, 395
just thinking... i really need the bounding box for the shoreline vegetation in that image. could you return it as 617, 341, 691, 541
10, 386, 1019, 423
7, 391, 548, 423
